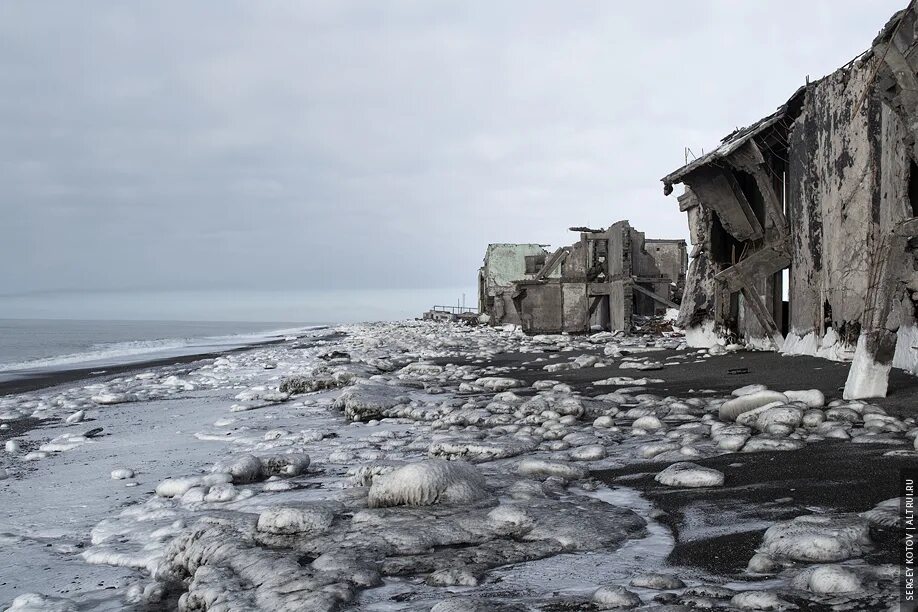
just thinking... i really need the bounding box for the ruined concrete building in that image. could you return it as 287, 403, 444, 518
478, 222, 686, 334
478, 243, 555, 326
663, 5, 918, 398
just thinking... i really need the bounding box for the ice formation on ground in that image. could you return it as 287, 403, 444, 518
367, 460, 490, 507
0, 320, 912, 610
654, 461, 724, 487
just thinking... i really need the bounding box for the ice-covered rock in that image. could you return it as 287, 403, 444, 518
155, 473, 233, 498
111, 469, 134, 480
746, 553, 778, 573
211, 454, 264, 483
719, 391, 788, 421
517, 458, 587, 481
334, 382, 409, 422
65, 410, 85, 424
655, 462, 724, 488
629, 572, 686, 590
5, 593, 78, 611
754, 405, 803, 434
732, 384, 767, 397
569, 444, 606, 461
860, 497, 901, 527
632, 415, 664, 430
741, 436, 804, 452
473, 377, 523, 391
759, 514, 871, 562
367, 460, 490, 507
730, 590, 794, 610
783, 389, 825, 408
790, 564, 862, 593
256, 504, 336, 535
592, 585, 642, 609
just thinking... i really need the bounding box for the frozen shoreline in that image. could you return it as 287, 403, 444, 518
0, 321, 910, 611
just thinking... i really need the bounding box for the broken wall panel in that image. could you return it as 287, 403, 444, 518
785, 57, 912, 356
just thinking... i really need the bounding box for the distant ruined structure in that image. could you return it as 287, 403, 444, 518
478, 222, 686, 334
662, 5, 918, 399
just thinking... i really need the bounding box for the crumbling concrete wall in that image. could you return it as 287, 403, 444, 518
514, 283, 563, 333
645, 239, 687, 288
784, 57, 912, 359
478, 243, 551, 326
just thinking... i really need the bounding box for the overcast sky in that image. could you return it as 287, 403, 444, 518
0, 1, 906, 303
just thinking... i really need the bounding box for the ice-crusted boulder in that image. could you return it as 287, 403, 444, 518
367, 460, 490, 507
428, 435, 538, 462
157, 523, 356, 612
753, 405, 804, 435
155, 473, 233, 498
784, 389, 825, 408
860, 497, 901, 527
759, 514, 872, 562
730, 590, 795, 610
790, 564, 862, 593
629, 573, 686, 590
334, 382, 409, 422
719, 390, 788, 421
592, 585, 642, 609
517, 458, 587, 481
279, 370, 355, 394
5, 593, 78, 612
210, 453, 310, 483
256, 504, 337, 535
655, 462, 724, 488
472, 377, 523, 392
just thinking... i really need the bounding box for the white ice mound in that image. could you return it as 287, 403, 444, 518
473, 377, 523, 391
517, 458, 588, 481
210, 453, 310, 483
655, 462, 724, 488
783, 389, 825, 408
719, 390, 788, 421
367, 460, 490, 508
334, 382, 409, 422
256, 504, 336, 535
754, 405, 804, 435
629, 573, 686, 590
790, 564, 862, 593
732, 384, 767, 397
730, 590, 795, 610
592, 585, 642, 609
4, 593, 78, 611
155, 473, 232, 498
860, 497, 901, 527
759, 514, 872, 562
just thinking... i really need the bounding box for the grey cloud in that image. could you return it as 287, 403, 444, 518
0, 0, 905, 299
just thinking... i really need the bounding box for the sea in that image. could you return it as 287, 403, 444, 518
0, 319, 322, 383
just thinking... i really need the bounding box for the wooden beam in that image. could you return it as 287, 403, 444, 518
893, 216, 918, 237
714, 240, 791, 293
632, 283, 678, 309
587, 295, 604, 316
739, 280, 783, 350
536, 247, 569, 280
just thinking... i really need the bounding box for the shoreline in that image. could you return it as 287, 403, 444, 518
0, 327, 334, 397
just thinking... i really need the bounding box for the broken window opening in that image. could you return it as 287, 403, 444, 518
709, 212, 742, 266
733, 169, 767, 229
908, 159, 918, 218
524, 255, 546, 275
